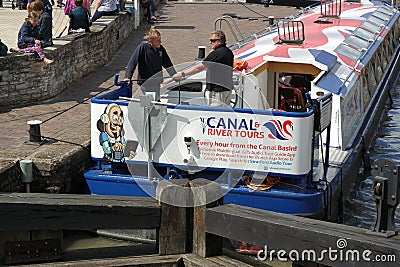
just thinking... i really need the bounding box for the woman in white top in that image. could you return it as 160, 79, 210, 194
91, 0, 117, 22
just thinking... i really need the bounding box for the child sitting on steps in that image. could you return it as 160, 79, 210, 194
14, 12, 53, 65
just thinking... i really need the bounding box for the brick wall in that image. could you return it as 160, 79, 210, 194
0, 12, 136, 107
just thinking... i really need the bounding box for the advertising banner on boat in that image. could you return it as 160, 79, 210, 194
91, 102, 314, 176
158, 107, 314, 176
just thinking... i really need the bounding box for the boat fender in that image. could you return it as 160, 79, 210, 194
165, 169, 182, 180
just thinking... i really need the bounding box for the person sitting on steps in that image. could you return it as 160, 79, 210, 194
31, 0, 53, 48
14, 12, 53, 65
91, 0, 117, 22
140, 0, 158, 24
68, 0, 91, 34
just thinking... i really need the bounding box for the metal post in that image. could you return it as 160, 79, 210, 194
368, 158, 400, 238
27, 120, 42, 143
20, 159, 33, 193
140, 95, 154, 181
198, 46, 206, 59
268, 16, 274, 26
134, 0, 140, 29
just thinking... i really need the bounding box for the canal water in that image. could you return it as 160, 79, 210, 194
344, 77, 400, 229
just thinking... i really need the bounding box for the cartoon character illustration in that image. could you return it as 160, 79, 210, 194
97, 103, 126, 162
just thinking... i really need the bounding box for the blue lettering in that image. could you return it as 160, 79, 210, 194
249, 119, 257, 130
206, 117, 257, 131
227, 118, 237, 129
238, 119, 248, 130
207, 117, 216, 128
216, 118, 226, 129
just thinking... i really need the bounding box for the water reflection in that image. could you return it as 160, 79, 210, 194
62, 230, 157, 261
345, 85, 400, 229
63, 230, 133, 250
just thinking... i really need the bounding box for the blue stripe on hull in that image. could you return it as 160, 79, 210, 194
84, 170, 324, 216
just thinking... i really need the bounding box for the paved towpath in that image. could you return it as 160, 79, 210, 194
0, 2, 298, 173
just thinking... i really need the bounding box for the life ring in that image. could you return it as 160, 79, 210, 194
242, 175, 280, 191
233, 58, 248, 70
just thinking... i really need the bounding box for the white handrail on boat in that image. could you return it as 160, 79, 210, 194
227, 2, 319, 50
119, 96, 177, 107
214, 15, 244, 44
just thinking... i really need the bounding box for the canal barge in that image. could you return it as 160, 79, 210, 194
84, 0, 400, 220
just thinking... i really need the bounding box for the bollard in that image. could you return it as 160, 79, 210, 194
27, 120, 42, 143
197, 46, 206, 59
368, 158, 400, 238
20, 159, 33, 193
268, 16, 274, 26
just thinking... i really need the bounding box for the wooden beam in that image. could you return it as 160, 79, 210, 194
0, 193, 160, 230
206, 204, 400, 267
252, 62, 321, 76
190, 179, 223, 258
182, 253, 254, 267
157, 179, 191, 255
24, 254, 182, 267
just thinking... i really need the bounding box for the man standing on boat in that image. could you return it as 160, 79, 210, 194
172, 30, 234, 106
123, 28, 176, 100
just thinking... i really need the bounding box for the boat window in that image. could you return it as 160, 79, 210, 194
377, 6, 395, 17
387, 29, 395, 54
344, 35, 370, 51
381, 40, 389, 70
368, 15, 387, 27
375, 49, 385, 81
362, 68, 371, 108
369, 60, 378, 95
359, 21, 381, 34
375, 10, 394, 21
334, 44, 362, 62
169, 82, 203, 92
353, 28, 375, 41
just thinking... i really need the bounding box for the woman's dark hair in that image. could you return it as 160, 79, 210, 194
30, 0, 45, 11
74, 0, 83, 6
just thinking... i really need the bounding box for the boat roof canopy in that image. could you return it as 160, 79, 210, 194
261, 49, 337, 74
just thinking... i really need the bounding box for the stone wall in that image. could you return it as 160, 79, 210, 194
0, 12, 136, 107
